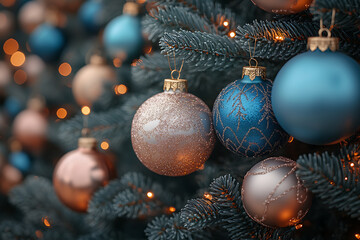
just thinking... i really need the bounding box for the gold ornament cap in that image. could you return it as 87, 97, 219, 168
242, 66, 266, 81
123, 2, 139, 16
308, 29, 339, 52
163, 79, 188, 93
78, 137, 97, 149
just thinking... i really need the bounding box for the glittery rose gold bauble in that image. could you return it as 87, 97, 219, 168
251, 0, 313, 14
131, 80, 215, 176
22, 55, 45, 84
13, 109, 48, 151
0, 164, 23, 195
19, 1, 46, 34
242, 157, 311, 228
72, 56, 116, 106
53, 138, 111, 212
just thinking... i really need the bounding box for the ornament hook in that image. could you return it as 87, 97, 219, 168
167, 50, 185, 80
249, 58, 258, 67
319, 8, 336, 38
248, 38, 258, 66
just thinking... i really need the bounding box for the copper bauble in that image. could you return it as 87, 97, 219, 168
0, 164, 23, 195
53, 138, 111, 212
242, 157, 312, 228
13, 109, 48, 151
131, 79, 215, 176
251, 0, 313, 14
72, 56, 116, 106
19, 1, 46, 34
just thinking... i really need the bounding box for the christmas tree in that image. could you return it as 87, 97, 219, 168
0, 0, 359, 239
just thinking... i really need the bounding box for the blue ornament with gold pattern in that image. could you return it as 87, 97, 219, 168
272, 29, 360, 145
213, 63, 288, 157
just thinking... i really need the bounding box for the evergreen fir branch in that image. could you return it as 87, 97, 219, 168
144, 6, 216, 42
160, 30, 246, 71
0, 221, 37, 240
236, 20, 317, 61
113, 172, 176, 219
145, 213, 211, 240
314, 0, 360, 16
296, 145, 360, 220
9, 176, 85, 234
180, 198, 220, 230
87, 180, 126, 228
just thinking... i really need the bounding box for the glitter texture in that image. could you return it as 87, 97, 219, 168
131, 91, 215, 176
242, 157, 312, 228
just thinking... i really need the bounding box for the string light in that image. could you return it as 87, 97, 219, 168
58, 62, 72, 76
350, 163, 355, 167
3, 38, 18, 55
81, 106, 91, 115
288, 136, 294, 143
355, 233, 360, 239
144, 46, 152, 54
223, 21, 229, 27
56, 108, 67, 119
114, 84, 127, 95
42, 217, 51, 228
113, 58, 122, 68
101, 141, 110, 150
274, 35, 285, 42
203, 192, 213, 200
229, 31, 236, 38
10, 51, 26, 67
344, 177, 348, 181
147, 191, 154, 198
169, 206, 176, 213
295, 224, 303, 230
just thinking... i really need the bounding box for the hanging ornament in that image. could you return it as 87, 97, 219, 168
0, 11, 15, 39
0, 164, 23, 195
251, 0, 313, 14
18, 1, 46, 34
44, 0, 84, 13
0, 61, 11, 87
79, 0, 103, 33
272, 16, 360, 145
22, 55, 46, 84
12, 98, 48, 152
131, 66, 216, 176
72, 55, 117, 107
29, 23, 66, 61
53, 137, 112, 212
9, 140, 32, 175
213, 59, 288, 157
242, 157, 312, 228
103, 2, 144, 62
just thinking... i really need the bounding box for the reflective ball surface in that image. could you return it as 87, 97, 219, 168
242, 157, 312, 228
53, 147, 110, 212
131, 91, 215, 176
272, 50, 360, 145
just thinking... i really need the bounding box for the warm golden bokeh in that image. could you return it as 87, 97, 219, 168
14, 69, 27, 85
113, 57, 122, 68
3, 38, 18, 55
114, 84, 128, 95
58, 62, 72, 76
42, 217, 51, 228
56, 108, 68, 119
10, 51, 26, 67
229, 31, 236, 38
81, 106, 91, 115
146, 191, 154, 198
100, 141, 109, 150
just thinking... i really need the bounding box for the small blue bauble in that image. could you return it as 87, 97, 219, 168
272, 49, 360, 145
79, 0, 102, 33
9, 151, 32, 174
213, 70, 288, 157
4, 97, 23, 118
29, 23, 65, 61
103, 14, 143, 61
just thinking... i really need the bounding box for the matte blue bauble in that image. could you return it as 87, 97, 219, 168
9, 151, 32, 174
4, 97, 23, 118
103, 14, 143, 61
272, 50, 360, 145
213, 74, 288, 157
29, 23, 65, 61
79, 0, 102, 33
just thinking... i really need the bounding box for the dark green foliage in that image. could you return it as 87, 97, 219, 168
297, 145, 360, 220
0, 221, 36, 240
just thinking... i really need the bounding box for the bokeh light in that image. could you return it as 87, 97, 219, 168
3, 38, 18, 55
58, 62, 72, 76
81, 106, 91, 115
10, 51, 26, 67
13, 69, 27, 85
56, 108, 68, 119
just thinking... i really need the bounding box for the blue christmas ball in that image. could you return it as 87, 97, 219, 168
79, 0, 102, 33
4, 97, 23, 118
272, 49, 360, 145
213, 72, 288, 157
29, 23, 65, 61
9, 151, 32, 174
103, 14, 143, 61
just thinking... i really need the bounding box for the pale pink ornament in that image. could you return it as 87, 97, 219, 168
19, 1, 46, 34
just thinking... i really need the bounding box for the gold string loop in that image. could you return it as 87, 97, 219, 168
167, 50, 185, 80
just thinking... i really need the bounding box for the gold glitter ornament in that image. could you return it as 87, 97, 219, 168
131, 77, 215, 176
242, 157, 311, 228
